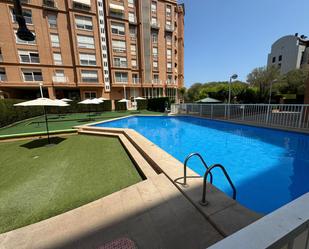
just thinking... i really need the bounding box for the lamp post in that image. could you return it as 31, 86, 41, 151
268, 79, 277, 105
228, 74, 238, 119
228, 74, 238, 105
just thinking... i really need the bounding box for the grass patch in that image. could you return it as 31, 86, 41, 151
0, 135, 142, 233
0, 110, 161, 136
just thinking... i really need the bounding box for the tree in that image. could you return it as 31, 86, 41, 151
186, 83, 203, 101
247, 66, 280, 102
179, 87, 186, 102
274, 69, 309, 95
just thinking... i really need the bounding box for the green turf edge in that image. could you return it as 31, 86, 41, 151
0, 129, 77, 140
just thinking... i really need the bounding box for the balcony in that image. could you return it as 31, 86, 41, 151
152, 79, 161, 84
110, 3, 125, 19
151, 22, 160, 29
132, 78, 140, 84
165, 24, 174, 32
43, 0, 57, 10
52, 76, 68, 83
115, 78, 128, 83
113, 61, 128, 68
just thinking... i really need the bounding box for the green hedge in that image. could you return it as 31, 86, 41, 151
147, 97, 170, 112
136, 99, 148, 110
0, 99, 113, 128
0, 99, 43, 128
115, 100, 127, 111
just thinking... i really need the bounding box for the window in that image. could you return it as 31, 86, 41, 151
22, 69, 43, 82
166, 34, 172, 45
129, 26, 136, 39
152, 32, 158, 43
50, 34, 60, 47
75, 15, 93, 30
84, 91, 97, 99
79, 53, 96, 66
113, 57, 127, 67
153, 61, 158, 70
77, 35, 95, 49
132, 73, 139, 84
111, 22, 125, 35
0, 68, 7, 81
167, 49, 172, 59
151, 1, 157, 13
153, 74, 159, 83
11, 8, 32, 24
167, 62, 172, 71
115, 72, 128, 83
132, 59, 137, 68
53, 52, 62, 65
47, 14, 57, 28
279, 55, 282, 61
130, 44, 136, 55
166, 20, 172, 28
0, 49, 3, 62
272, 57, 276, 63
18, 50, 40, 63
81, 70, 98, 82
151, 17, 158, 25
128, 12, 135, 23
167, 74, 172, 84
15, 31, 36, 45
152, 47, 158, 58
53, 70, 67, 83
112, 40, 126, 52
128, 0, 134, 7
166, 5, 172, 17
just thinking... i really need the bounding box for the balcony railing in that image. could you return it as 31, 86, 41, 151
113, 61, 128, 68
73, 1, 91, 11
132, 78, 140, 84
52, 76, 68, 83
112, 47, 126, 53
115, 78, 128, 83
151, 22, 160, 29
165, 24, 174, 32
152, 79, 161, 84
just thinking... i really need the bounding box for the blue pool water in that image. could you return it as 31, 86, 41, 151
94, 116, 309, 214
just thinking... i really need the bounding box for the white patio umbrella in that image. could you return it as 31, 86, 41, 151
61, 98, 73, 102
78, 99, 101, 119
98, 97, 107, 101
14, 98, 69, 144
134, 97, 146, 100
118, 98, 129, 103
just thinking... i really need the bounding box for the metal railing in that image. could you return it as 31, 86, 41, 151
200, 164, 237, 206
182, 152, 213, 186
171, 103, 309, 130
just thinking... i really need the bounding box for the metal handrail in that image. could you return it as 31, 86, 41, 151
183, 153, 213, 186
200, 164, 236, 206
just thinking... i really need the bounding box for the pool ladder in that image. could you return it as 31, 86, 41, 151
183, 153, 237, 206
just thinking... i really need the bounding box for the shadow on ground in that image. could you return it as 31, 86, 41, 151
20, 137, 66, 149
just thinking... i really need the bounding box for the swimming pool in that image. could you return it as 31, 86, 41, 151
94, 116, 309, 214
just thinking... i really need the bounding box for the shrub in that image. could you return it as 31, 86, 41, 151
0, 99, 43, 128
136, 99, 148, 110
147, 97, 170, 112
115, 100, 127, 111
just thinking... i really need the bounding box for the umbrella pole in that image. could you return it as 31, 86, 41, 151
43, 106, 51, 144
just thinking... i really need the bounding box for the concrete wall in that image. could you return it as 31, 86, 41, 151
267, 35, 307, 74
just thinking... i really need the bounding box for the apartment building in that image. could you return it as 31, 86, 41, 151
0, 0, 185, 102
267, 34, 309, 75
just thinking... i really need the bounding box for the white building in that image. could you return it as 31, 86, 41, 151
267, 34, 309, 74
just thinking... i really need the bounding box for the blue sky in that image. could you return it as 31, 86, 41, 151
182, 0, 309, 87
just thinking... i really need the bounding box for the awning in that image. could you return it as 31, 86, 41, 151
73, 0, 91, 6
109, 3, 124, 12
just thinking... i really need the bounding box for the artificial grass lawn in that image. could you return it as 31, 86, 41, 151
0, 135, 142, 233
0, 110, 161, 136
